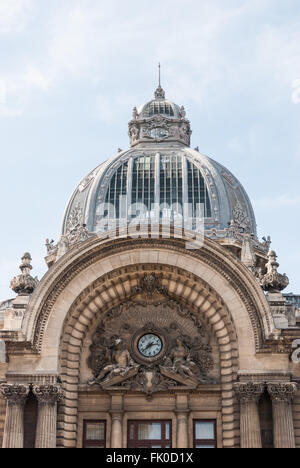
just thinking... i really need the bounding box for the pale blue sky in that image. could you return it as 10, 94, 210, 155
0, 0, 300, 300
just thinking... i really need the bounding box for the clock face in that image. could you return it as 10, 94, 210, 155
138, 334, 163, 358
150, 127, 169, 139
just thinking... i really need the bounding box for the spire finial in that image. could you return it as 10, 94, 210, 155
154, 63, 165, 100
158, 62, 161, 87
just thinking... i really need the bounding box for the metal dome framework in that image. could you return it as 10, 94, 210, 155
61, 85, 258, 240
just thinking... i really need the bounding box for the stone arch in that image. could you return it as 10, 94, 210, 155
57, 264, 239, 448
23, 234, 272, 355
19, 233, 273, 448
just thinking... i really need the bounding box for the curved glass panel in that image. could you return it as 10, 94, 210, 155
160, 155, 183, 219
187, 161, 212, 218
131, 155, 155, 218
143, 102, 175, 118
105, 162, 128, 219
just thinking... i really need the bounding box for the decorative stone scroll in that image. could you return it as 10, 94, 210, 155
0, 384, 29, 406
234, 382, 265, 403
33, 384, 64, 404
267, 382, 297, 402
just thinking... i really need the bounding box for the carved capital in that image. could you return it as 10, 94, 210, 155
234, 382, 265, 403
0, 384, 29, 406
33, 385, 64, 405
267, 382, 297, 402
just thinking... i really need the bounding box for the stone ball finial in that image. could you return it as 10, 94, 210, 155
10, 253, 39, 296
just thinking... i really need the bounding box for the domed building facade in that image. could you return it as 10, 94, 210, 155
0, 84, 300, 449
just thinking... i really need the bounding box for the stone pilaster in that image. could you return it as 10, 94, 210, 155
110, 411, 123, 448
234, 382, 264, 449
176, 411, 189, 448
0, 384, 29, 448
33, 385, 64, 449
267, 382, 297, 449
175, 393, 189, 448
110, 393, 124, 448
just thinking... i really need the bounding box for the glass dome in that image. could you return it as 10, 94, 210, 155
62, 88, 257, 238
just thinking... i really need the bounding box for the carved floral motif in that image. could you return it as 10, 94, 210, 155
233, 382, 265, 403
0, 384, 29, 406
33, 385, 64, 404
132, 274, 167, 297
232, 200, 251, 233
267, 382, 297, 402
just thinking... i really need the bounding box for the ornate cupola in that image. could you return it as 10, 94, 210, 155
128, 69, 192, 147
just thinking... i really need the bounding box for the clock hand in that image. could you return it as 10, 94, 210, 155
145, 341, 155, 350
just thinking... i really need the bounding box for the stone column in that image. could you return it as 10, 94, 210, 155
33, 385, 64, 449
175, 393, 189, 448
267, 382, 297, 449
234, 382, 264, 449
176, 411, 189, 448
110, 411, 123, 448
0, 384, 29, 448
110, 393, 124, 448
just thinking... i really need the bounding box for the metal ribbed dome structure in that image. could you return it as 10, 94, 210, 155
62, 86, 257, 239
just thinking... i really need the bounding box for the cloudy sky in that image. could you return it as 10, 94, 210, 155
0, 0, 300, 300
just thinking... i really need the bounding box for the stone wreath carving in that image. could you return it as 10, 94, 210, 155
87, 301, 216, 396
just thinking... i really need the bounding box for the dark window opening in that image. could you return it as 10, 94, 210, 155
24, 391, 38, 449
259, 391, 274, 449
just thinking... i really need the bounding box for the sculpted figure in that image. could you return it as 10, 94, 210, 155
163, 338, 197, 379
89, 338, 138, 385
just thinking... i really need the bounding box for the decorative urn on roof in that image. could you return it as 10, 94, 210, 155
10, 253, 39, 295
260, 250, 289, 293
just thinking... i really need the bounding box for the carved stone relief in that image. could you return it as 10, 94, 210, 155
86, 300, 218, 397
